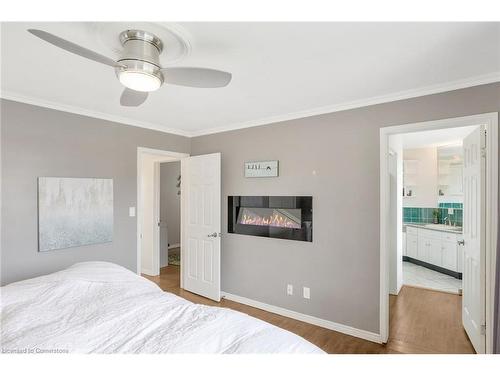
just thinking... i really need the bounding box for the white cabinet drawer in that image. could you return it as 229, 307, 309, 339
418, 228, 442, 239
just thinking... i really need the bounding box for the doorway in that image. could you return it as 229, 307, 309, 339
380, 113, 498, 354
137, 147, 188, 278
159, 160, 182, 271
137, 148, 223, 302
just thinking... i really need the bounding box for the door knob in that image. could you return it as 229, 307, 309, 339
457, 239, 465, 246
207, 232, 218, 238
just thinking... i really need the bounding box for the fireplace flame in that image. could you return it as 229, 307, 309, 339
240, 212, 301, 229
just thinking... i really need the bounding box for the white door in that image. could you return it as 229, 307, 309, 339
462, 126, 486, 354
181, 153, 221, 301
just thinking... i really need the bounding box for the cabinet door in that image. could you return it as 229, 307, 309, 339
428, 238, 442, 267
442, 240, 457, 271
406, 234, 418, 259
418, 238, 429, 262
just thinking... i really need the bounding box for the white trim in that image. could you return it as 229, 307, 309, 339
3, 72, 499, 138
485, 117, 498, 354
136, 147, 189, 276
137, 150, 142, 275
168, 243, 180, 249
189, 73, 500, 136
379, 112, 499, 353
1, 90, 192, 138
222, 291, 382, 344
380, 131, 390, 343
152, 161, 161, 275
137, 147, 189, 159
180, 159, 186, 290
141, 268, 155, 276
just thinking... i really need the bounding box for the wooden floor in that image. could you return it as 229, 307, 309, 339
143, 265, 475, 354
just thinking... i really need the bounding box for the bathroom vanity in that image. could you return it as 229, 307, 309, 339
404, 223, 463, 279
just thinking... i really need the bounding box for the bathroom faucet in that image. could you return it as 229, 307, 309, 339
443, 216, 452, 226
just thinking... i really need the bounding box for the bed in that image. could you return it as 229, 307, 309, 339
1, 262, 324, 353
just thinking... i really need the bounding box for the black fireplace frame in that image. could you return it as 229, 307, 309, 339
228, 196, 313, 242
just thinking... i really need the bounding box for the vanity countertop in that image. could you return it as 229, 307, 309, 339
404, 223, 463, 234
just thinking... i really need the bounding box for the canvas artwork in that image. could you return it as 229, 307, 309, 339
38, 177, 113, 252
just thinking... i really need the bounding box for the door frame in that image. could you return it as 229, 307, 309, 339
379, 112, 498, 353
137, 147, 189, 276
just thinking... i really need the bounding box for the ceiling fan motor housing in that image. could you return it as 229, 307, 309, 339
115, 30, 165, 89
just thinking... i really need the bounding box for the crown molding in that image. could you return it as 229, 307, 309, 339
2, 71, 499, 138
189, 72, 500, 137
0, 90, 192, 138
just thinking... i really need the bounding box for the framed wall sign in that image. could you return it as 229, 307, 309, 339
244, 160, 279, 178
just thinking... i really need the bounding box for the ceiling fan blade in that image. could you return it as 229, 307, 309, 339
120, 89, 148, 107
162, 67, 232, 88
28, 29, 122, 68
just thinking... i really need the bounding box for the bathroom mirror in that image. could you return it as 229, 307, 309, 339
437, 145, 463, 198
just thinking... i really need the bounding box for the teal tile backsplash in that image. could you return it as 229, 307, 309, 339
403, 203, 463, 226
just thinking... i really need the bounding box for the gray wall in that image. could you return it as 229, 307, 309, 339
191, 82, 500, 334
160, 161, 181, 245
2, 83, 499, 334
0, 99, 190, 285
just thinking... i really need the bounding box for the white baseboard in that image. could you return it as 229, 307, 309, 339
221, 291, 382, 344
141, 268, 158, 276
168, 243, 180, 249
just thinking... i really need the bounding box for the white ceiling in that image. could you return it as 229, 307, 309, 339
401, 125, 478, 149
1, 22, 499, 137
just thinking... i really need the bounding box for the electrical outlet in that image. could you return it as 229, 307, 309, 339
448, 208, 454, 214
129, 207, 136, 217
303, 287, 310, 299
287, 284, 293, 296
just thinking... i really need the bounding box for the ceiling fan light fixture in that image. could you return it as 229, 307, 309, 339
28, 28, 232, 107
118, 70, 162, 92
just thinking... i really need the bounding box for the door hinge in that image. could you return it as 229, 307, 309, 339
481, 129, 487, 158
480, 323, 486, 335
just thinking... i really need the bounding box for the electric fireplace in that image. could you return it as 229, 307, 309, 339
228, 196, 312, 242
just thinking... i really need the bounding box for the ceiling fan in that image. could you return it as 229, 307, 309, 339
27, 29, 232, 107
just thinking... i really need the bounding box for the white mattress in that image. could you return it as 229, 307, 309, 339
1, 262, 324, 353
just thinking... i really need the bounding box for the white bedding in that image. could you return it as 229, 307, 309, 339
1, 262, 323, 353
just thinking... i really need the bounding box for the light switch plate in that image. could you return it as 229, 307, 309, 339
129, 207, 136, 217
303, 287, 310, 299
